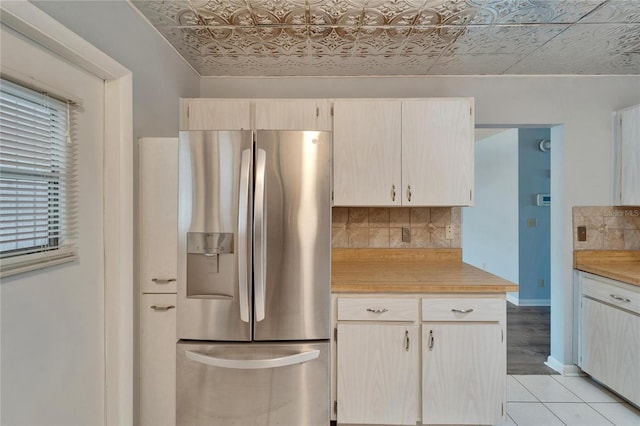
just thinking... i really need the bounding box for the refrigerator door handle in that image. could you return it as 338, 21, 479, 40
237, 149, 251, 323
185, 349, 320, 370
254, 148, 267, 322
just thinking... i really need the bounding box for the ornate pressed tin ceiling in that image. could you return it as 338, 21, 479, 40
130, 0, 640, 76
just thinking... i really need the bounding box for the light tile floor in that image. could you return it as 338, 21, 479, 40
504, 375, 640, 426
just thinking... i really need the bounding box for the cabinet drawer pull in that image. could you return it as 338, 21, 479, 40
366, 308, 389, 314
391, 185, 396, 202
407, 185, 412, 202
609, 294, 631, 303
404, 330, 410, 352
451, 308, 474, 314
151, 278, 176, 284
150, 305, 175, 311
428, 329, 434, 350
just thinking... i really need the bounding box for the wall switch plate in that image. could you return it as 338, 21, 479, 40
445, 225, 454, 240
402, 227, 411, 243
577, 226, 587, 241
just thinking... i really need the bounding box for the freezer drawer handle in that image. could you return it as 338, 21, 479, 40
184, 349, 320, 370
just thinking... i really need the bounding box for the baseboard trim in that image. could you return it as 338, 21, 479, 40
545, 356, 582, 376
506, 294, 551, 307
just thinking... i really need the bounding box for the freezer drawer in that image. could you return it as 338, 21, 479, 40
176, 340, 329, 426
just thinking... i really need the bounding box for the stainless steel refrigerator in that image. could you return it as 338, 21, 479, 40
176, 130, 331, 425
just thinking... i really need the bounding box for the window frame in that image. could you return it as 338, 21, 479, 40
0, 77, 78, 277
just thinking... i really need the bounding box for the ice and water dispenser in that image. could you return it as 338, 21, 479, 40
186, 232, 235, 299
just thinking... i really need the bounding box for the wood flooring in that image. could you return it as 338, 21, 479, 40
507, 303, 558, 375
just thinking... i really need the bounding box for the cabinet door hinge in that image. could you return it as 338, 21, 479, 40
331, 191, 334, 202
470, 107, 473, 116
333, 400, 338, 416
334, 327, 338, 342
501, 328, 504, 342
331, 106, 334, 117
186, 105, 190, 119
502, 402, 504, 417
316, 106, 319, 117
470, 189, 473, 201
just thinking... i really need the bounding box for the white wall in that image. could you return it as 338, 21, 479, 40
32, 0, 200, 140
0, 25, 105, 425
201, 74, 640, 369
463, 129, 519, 287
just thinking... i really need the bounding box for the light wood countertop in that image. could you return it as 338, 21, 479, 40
332, 249, 519, 293
574, 250, 640, 287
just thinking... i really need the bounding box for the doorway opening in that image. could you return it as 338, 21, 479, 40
462, 127, 555, 374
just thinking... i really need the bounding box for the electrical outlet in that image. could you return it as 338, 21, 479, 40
538, 279, 545, 287
445, 225, 454, 240
527, 218, 537, 228
577, 226, 587, 241
402, 227, 411, 243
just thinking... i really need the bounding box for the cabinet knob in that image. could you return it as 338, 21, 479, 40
150, 305, 175, 311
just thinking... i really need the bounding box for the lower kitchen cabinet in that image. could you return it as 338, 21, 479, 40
422, 323, 504, 425
578, 272, 640, 406
337, 324, 419, 425
334, 294, 507, 426
140, 293, 177, 426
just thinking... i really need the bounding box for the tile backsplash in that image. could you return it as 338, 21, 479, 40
332, 207, 461, 249
572, 206, 640, 250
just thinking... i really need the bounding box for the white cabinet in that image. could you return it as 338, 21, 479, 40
333, 100, 402, 206
139, 138, 178, 294
333, 294, 506, 426
421, 297, 505, 425
180, 98, 252, 130
138, 137, 179, 425
335, 297, 419, 425
578, 272, 640, 406
333, 98, 474, 206
337, 324, 419, 425
613, 104, 640, 205
140, 294, 177, 426
402, 99, 474, 206
254, 99, 331, 130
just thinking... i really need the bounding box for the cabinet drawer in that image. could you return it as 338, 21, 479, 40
582, 274, 640, 315
338, 298, 418, 321
422, 297, 504, 322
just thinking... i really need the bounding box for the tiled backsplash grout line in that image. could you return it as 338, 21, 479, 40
332, 207, 462, 249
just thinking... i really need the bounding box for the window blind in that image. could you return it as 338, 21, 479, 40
0, 78, 78, 276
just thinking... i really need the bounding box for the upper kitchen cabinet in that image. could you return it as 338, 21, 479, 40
139, 137, 178, 294
613, 103, 640, 206
180, 98, 251, 130
402, 99, 474, 206
333, 98, 474, 207
333, 100, 402, 206
254, 99, 331, 130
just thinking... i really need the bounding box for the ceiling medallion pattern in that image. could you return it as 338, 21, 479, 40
131, 0, 640, 76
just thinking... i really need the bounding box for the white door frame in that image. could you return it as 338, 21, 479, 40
0, 2, 134, 424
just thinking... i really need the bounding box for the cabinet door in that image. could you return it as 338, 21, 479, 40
139, 138, 178, 294
616, 104, 640, 205
422, 323, 504, 425
254, 99, 331, 130
333, 100, 401, 206
180, 99, 251, 130
337, 324, 418, 425
402, 99, 474, 206
580, 297, 640, 405
140, 294, 177, 426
